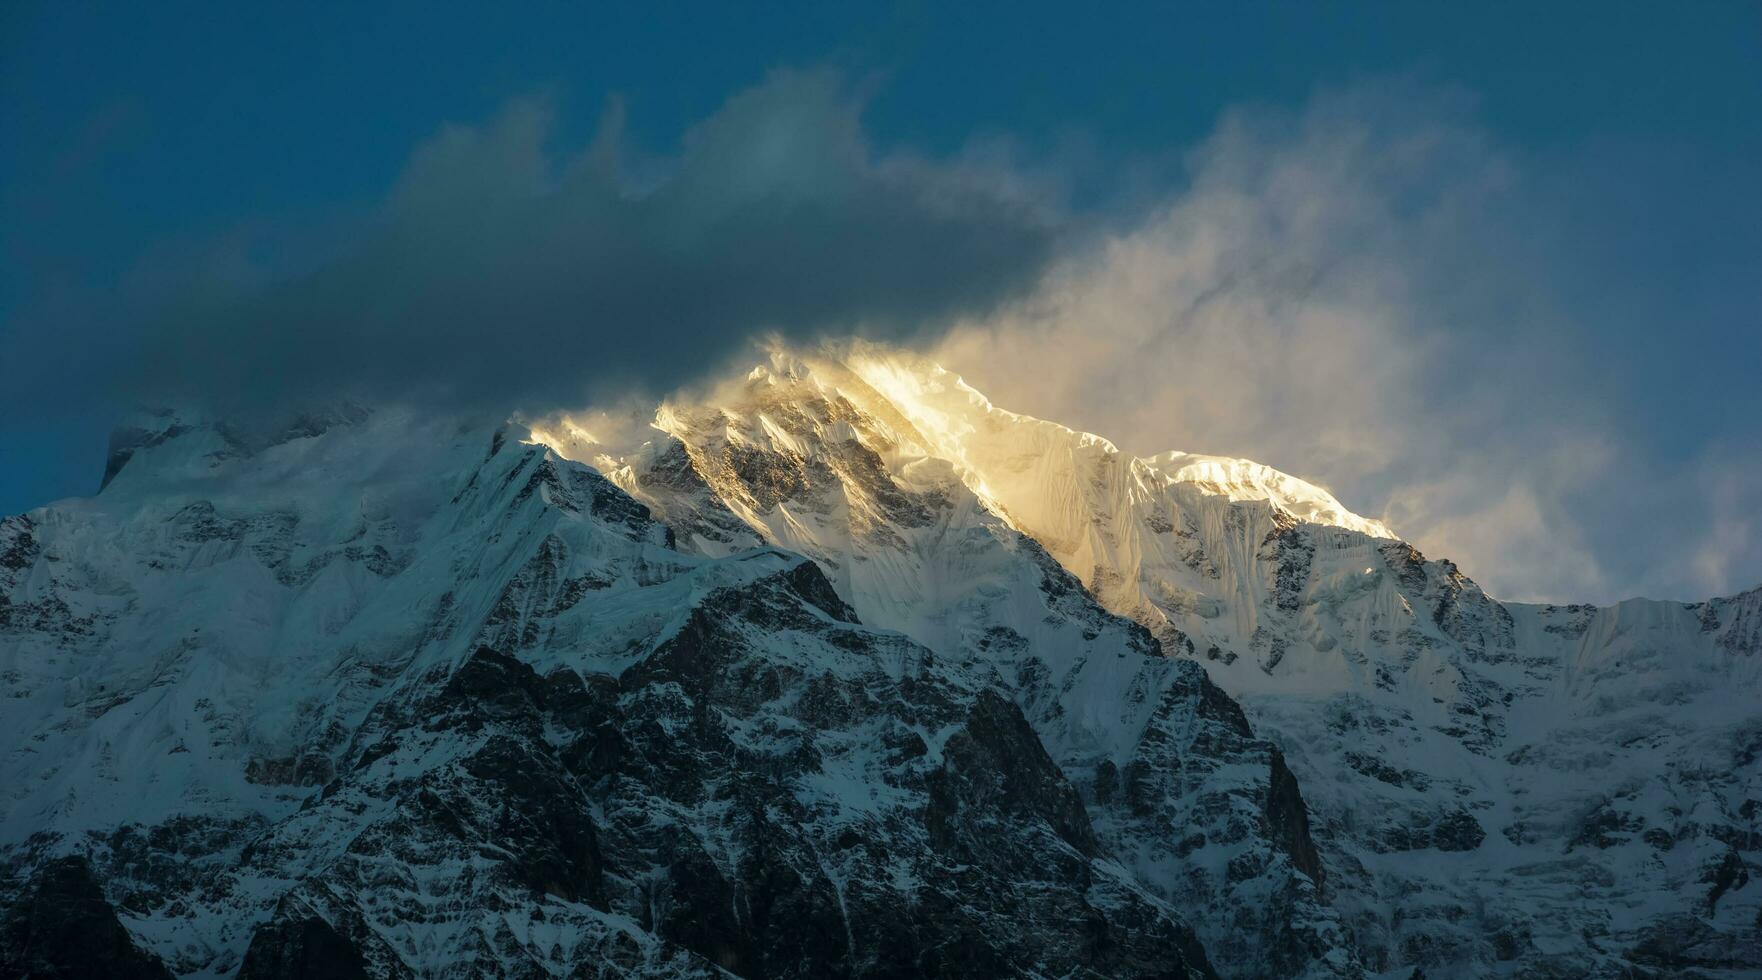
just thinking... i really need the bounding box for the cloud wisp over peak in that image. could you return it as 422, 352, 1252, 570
933, 82, 1762, 605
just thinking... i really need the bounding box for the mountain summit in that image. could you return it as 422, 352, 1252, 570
3, 343, 1757, 978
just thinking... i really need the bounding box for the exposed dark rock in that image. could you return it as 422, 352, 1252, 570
236, 903, 371, 980
1268, 523, 1314, 614
1627, 913, 1762, 973
1372, 808, 1486, 853
1569, 802, 1645, 851
0, 857, 173, 980
1265, 748, 1325, 887
927, 690, 1099, 859
100, 415, 190, 491
1705, 849, 1751, 914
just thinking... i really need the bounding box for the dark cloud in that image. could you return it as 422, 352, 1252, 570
2, 69, 1056, 418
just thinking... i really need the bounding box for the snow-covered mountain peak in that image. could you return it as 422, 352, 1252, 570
516, 340, 1761, 977
540, 341, 1395, 546
536, 342, 1419, 680
7, 340, 1759, 979
841, 346, 1396, 538
1143, 452, 1395, 541
90, 402, 384, 505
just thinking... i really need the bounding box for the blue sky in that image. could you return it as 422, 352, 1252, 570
2, 2, 1758, 602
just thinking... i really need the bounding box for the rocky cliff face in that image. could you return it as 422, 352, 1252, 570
1, 344, 1756, 979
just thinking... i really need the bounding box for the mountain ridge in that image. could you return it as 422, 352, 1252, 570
3, 343, 1757, 978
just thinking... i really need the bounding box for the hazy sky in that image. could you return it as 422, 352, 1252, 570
3, 2, 1758, 603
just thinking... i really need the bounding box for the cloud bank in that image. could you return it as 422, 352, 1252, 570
0, 69, 1055, 418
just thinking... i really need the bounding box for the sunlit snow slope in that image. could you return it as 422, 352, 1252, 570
538, 342, 1762, 978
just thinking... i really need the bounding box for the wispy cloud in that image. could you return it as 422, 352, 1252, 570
934, 81, 1761, 604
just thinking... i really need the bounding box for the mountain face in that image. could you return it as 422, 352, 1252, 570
2, 345, 1757, 979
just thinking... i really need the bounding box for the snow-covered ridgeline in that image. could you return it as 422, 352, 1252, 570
1, 340, 1756, 978
535, 342, 1761, 977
